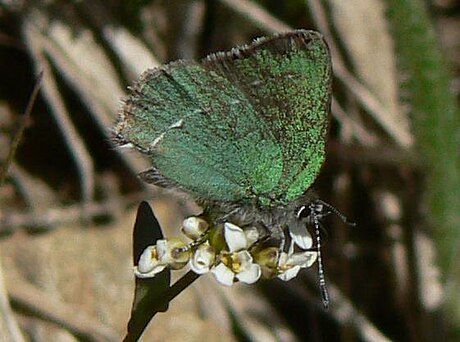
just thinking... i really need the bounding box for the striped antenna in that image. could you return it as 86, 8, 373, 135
308, 201, 329, 308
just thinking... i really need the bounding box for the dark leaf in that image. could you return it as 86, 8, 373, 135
124, 201, 171, 342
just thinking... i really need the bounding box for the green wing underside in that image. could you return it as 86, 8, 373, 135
122, 61, 283, 202
118, 30, 331, 206
204, 30, 331, 204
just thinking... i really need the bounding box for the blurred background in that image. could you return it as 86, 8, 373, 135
0, 0, 459, 341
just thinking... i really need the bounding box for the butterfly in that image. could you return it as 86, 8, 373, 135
115, 30, 351, 307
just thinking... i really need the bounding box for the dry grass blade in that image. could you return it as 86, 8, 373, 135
293, 278, 392, 342
0, 72, 42, 187
218, 0, 291, 33
221, 0, 412, 147
9, 278, 120, 341
219, 284, 299, 342
23, 26, 95, 205
0, 70, 41, 342
307, 0, 413, 147
0, 255, 25, 342
331, 98, 377, 146
1, 193, 145, 233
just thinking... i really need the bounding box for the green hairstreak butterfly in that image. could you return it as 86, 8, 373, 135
115, 30, 351, 307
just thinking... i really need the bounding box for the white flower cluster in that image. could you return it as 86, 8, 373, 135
134, 216, 318, 286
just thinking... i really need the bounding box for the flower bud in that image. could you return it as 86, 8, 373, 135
189, 244, 216, 274
182, 216, 209, 240
157, 238, 191, 270
253, 247, 279, 279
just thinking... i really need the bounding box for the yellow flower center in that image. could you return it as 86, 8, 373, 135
220, 252, 244, 273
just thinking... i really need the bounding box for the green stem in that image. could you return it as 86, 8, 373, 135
123, 271, 200, 342
385, 0, 460, 338
163, 270, 200, 304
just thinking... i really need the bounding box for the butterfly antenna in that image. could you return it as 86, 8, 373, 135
317, 199, 356, 226
310, 203, 329, 309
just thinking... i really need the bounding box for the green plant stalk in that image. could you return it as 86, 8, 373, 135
385, 0, 460, 336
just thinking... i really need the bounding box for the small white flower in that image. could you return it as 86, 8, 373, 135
277, 250, 318, 281
224, 222, 259, 252
189, 243, 215, 274
182, 216, 209, 240
134, 245, 166, 278
133, 238, 190, 278
212, 250, 262, 286
212, 223, 262, 286
289, 223, 313, 250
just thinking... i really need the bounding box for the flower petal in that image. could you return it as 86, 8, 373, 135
224, 222, 248, 252
212, 263, 235, 286
189, 244, 215, 274
236, 263, 261, 284
287, 251, 318, 268
134, 264, 166, 278
182, 217, 208, 240
278, 265, 301, 281
234, 250, 253, 268
289, 223, 313, 250
137, 246, 160, 273
155, 239, 169, 260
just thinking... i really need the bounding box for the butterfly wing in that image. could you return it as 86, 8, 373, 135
116, 60, 283, 203
115, 30, 331, 206
202, 30, 332, 204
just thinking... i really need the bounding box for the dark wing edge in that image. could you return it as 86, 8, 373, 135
202, 30, 326, 66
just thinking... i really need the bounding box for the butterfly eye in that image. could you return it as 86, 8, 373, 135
296, 205, 308, 219
296, 202, 327, 221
